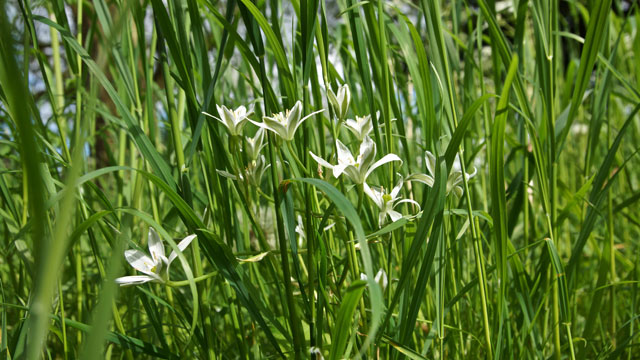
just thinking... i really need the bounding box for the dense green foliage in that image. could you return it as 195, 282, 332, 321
1, 0, 639, 358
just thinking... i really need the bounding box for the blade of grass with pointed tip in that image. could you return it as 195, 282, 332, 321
237, 0, 296, 104
567, 103, 640, 285
79, 214, 131, 358
489, 54, 519, 342
557, 0, 613, 152
294, 177, 384, 353
383, 157, 447, 345
329, 280, 367, 360
136, 169, 285, 355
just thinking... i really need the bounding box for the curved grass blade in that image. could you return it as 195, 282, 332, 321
489, 54, 519, 345
444, 94, 495, 167
237, 0, 296, 103
136, 169, 284, 356
329, 280, 367, 360
567, 103, 640, 284
556, 0, 613, 151
294, 178, 384, 354
397, 160, 446, 345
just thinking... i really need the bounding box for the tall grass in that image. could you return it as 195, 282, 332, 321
0, 0, 639, 358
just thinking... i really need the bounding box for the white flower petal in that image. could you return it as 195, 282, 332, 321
343, 166, 363, 183
124, 249, 156, 275
235, 105, 249, 122
406, 173, 434, 187
323, 222, 336, 231
332, 163, 349, 178
116, 275, 156, 286
375, 269, 388, 289
364, 183, 384, 208
395, 198, 421, 210
425, 151, 436, 177
358, 136, 376, 171
262, 116, 289, 139
216, 169, 239, 180
390, 178, 403, 199
327, 88, 338, 108
336, 140, 355, 165
286, 101, 303, 129
344, 119, 359, 133
216, 105, 235, 132
309, 151, 334, 170
466, 166, 477, 180
168, 234, 197, 265
388, 209, 403, 223
338, 85, 351, 118
448, 171, 464, 192
235, 118, 249, 134
378, 211, 387, 228
361, 117, 373, 138
290, 108, 324, 139
295, 215, 306, 247
148, 228, 165, 263
364, 153, 402, 180
203, 111, 227, 128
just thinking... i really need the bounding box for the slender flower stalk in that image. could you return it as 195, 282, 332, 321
309, 135, 402, 184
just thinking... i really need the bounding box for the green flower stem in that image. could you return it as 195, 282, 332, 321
48, 6, 70, 163
164, 285, 181, 351
286, 140, 310, 176
356, 183, 364, 213
346, 230, 367, 325
166, 272, 218, 287
459, 156, 493, 358
256, 187, 275, 202
163, 62, 185, 174
111, 300, 134, 360
57, 279, 68, 360
267, 132, 304, 358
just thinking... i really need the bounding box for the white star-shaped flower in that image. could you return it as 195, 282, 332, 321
344, 114, 373, 141
252, 101, 324, 141
364, 177, 420, 227
203, 105, 253, 136
309, 135, 401, 184
116, 228, 196, 286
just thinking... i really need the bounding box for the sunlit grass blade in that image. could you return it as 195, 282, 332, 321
489, 53, 519, 353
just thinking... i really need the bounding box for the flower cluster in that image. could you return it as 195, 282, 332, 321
117, 84, 478, 290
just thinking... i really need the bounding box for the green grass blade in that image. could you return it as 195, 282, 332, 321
328, 280, 367, 360
489, 53, 519, 346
